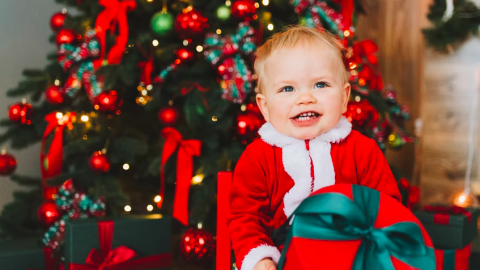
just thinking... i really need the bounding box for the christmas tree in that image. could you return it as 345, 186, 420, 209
0, 0, 412, 267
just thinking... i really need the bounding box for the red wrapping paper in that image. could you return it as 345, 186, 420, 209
435, 244, 471, 270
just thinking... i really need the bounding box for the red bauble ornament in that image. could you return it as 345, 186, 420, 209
8, 103, 23, 123
45, 86, 65, 105
231, 0, 257, 21
0, 152, 17, 176
158, 107, 179, 126
343, 99, 379, 128
180, 228, 215, 263
37, 201, 60, 227
175, 8, 208, 39
176, 48, 195, 62
94, 90, 123, 112
8, 102, 33, 125
89, 151, 110, 173
56, 29, 76, 46
50, 12, 68, 32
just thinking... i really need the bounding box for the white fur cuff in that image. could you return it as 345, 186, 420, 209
241, 244, 281, 270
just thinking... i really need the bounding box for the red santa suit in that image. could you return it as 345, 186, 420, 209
228, 116, 401, 270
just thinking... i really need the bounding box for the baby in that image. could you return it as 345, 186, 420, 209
228, 26, 401, 270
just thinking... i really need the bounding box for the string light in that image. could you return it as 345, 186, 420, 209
147, 205, 154, 212
147, 0, 153, 2
225, 0, 231, 6
183, 39, 189, 46
212, 116, 218, 122
241, 104, 247, 111
123, 163, 130, 170
192, 174, 204, 185
146, 84, 153, 90
152, 39, 159, 46
355, 96, 361, 102
196, 45, 203, 52
81, 115, 89, 122
344, 30, 350, 37
56, 112, 63, 119
216, 29, 222, 35
254, 2, 260, 8
124, 205, 132, 212
54, 79, 60, 86
267, 24, 274, 31
154, 195, 162, 203
197, 223, 203, 229
262, 0, 269, 5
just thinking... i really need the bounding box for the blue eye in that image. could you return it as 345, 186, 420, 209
280, 86, 294, 92
315, 82, 328, 89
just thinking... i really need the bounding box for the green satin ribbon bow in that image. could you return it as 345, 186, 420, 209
277, 185, 436, 270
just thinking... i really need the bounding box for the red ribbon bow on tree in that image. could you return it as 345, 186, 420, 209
94, 0, 137, 68
423, 205, 472, 224
41, 112, 76, 201
159, 128, 202, 226
69, 220, 172, 269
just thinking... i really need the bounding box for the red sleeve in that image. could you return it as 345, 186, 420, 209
355, 137, 402, 201
228, 143, 280, 270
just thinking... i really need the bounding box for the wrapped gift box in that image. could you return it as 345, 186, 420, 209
277, 184, 436, 270
414, 206, 479, 249
64, 214, 172, 270
435, 244, 471, 270
0, 238, 47, 270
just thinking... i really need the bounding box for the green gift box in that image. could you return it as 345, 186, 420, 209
414, 206, 479, 250
64, 214, 172, 270
0, 238, 47, 270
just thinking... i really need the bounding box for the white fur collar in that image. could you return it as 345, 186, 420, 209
258, 116, 352, 217
258, 116, 352, 147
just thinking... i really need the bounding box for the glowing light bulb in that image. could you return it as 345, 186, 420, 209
216, 29, 222, 35
355, 96, 361, 102
262, 0, 269, 5
197, 223, 203, 229
81, 115, 89, 122
196, 45, 203, 52
267, 24, 274, 31
123, 163, 130, 170
154, 195, 162, 203
147, 205, 154, 212
56, 112, 63, 119
225, 0, 231, 6
124, 205, 132, 212
183, 40, 189, 46
54, 79, 60, 86
192, 174, 204, 185
152, 39, 159, 46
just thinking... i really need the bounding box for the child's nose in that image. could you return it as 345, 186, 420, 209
295, 90, 317, 105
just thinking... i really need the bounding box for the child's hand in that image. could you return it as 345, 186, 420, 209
253, 258, 276, 270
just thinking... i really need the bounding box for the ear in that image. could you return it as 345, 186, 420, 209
341, 83, 351, 114
256, 93, 270, 122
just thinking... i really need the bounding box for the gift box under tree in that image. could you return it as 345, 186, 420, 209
435, 244, 471, 270
64, 215, 172, 270
277, 184, 436, 270
0, 238, 52, 270
414, 206, 479, 250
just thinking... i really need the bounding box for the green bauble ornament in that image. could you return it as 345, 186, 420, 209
217, 6, 231, 21
151, 11, 174, 36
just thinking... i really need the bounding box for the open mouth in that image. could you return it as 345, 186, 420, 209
291, 111, 321, 122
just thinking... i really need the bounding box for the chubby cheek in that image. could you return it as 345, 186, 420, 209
267, 97, 291, 125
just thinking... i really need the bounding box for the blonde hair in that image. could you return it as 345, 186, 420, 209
254, 25, 349, 93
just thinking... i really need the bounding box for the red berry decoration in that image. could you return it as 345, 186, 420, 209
50, 12, 68, 32
231, 0, 257, 21
37, 201, 60, 227
56, 29, 77, 46
45, 85, 65, 105
89, 151, 111, 173
176, 48, 195, 62
8, 102, 33, 125
158, 107, 179, 126
180, 228, 215, 263
0, 151, 17, 176
94, 90, 123, 112
175, 8, 208, 39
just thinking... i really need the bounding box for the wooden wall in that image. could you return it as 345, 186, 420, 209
355, 0, 426, 182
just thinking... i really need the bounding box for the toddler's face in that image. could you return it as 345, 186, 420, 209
256, 43, 350, 140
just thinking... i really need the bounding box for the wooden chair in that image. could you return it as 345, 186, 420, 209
217, 171, 233, 270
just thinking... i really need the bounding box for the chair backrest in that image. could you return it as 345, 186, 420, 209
217, 171, 233, 270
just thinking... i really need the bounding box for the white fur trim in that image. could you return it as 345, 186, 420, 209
282, 140, 312, 217
258, 117, 352, 217
241, 244, 281, 270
